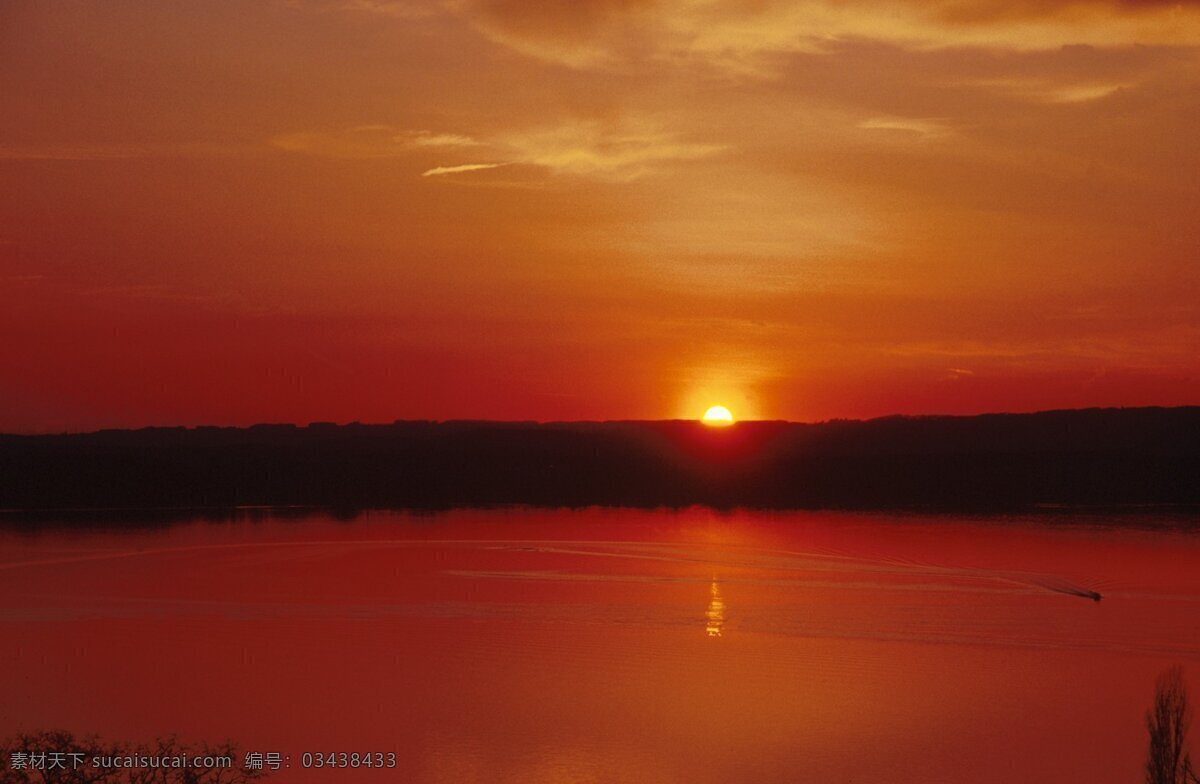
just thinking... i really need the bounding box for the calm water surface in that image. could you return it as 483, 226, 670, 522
2, 508, 1199, 782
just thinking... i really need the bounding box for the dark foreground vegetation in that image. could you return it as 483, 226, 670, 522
0, 731, 264, 783
1147, 666, 1198, 784
1, 407, 1198, 513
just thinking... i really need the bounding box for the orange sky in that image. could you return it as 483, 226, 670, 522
2, 0, 1199, 431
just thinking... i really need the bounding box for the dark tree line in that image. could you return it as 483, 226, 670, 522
2, 407, 1199, 512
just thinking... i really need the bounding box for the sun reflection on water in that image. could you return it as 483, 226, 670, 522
705, 579, 725, 637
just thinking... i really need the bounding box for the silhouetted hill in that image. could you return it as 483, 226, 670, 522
1, 407, 1198, 512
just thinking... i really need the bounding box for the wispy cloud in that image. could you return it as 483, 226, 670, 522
272, 126, 484, 158
276, 118, 725, 180
971, 78, 1131, 104
272, 128, 393, 158
859, 116, 952, 138
452, 0, 1200, 74
884, 326, 1200, 368
1044, 82, 1127, 104
289, 0, 440, 20
422, 162, 505, 176
407, 131, 481, 147
0, 142, 234, 161
500, 120, 725, 180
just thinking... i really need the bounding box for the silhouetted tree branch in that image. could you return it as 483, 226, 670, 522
1146, 667, 1198, 784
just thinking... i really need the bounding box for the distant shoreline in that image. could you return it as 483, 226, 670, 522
2, 407, 1198, 514
2, 504, 1200, 532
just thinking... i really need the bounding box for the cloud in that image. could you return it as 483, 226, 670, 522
446, 0, 657, 68
275, 118, 724, 180
1041, 82, 1127, 103
859, 116, 953, 137
451, 0, 1200, 73
0, 142, 234, 160
881, 321, 1200, 368
271, 129, 396, 158
271, 126, 481, 158
289, 0, 441, 20
406, 132, 481, 147
422, 162, 505, 176
500, 120, 724, 179
969, 77, 1131, 104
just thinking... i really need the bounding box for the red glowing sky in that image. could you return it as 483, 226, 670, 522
2, 1, 1198, 431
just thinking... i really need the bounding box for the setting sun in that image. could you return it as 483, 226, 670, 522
702, 405, 734, 426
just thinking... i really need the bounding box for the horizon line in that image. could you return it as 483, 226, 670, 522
3, 404, 1198, 438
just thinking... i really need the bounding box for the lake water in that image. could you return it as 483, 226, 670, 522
2, 508, 1199, 782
